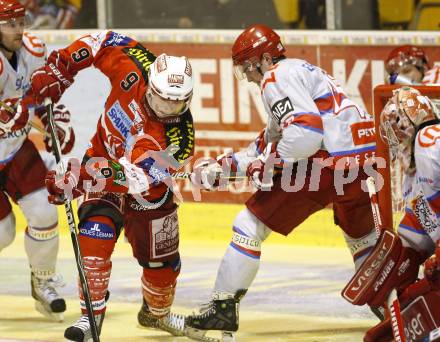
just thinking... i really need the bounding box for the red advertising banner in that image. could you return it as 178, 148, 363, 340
31, 30, 440, 204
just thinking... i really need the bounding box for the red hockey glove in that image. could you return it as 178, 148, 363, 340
342, 230, 423, 308
45, 168, 84, 205
424, 240, 440, 290
0, 98, 31, 137
39, 104, 75, 154
30, 50, 74, 104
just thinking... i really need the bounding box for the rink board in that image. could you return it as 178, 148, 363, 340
0, 202, 378, 341
25, 29, 440, 204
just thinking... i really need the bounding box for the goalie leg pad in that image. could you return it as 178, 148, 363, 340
342, 230, 422, 307
141, 266, 179, 317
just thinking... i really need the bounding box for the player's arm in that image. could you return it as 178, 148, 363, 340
245, 69, 323, 189
29, 30, 135, 105
45, 139, 179, 203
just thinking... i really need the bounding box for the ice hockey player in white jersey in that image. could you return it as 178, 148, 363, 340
385, 45, 440, 85
0, 0, 74, 321
184, 24, 378, 340
342, 86, 440, 341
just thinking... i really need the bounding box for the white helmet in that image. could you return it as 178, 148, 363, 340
146, 53, 194, 123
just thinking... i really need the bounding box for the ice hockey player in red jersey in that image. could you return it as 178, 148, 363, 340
385, 45, 440, 85
183, 24, 378, 340
342, 86, 440, 342
0, 0, 74, 322
28, 30, 194, 341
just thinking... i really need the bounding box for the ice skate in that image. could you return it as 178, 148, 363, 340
31, 272, 66, 322
185, 292, 242, 342
64, 313, 105, 342
137, 298, 185, 336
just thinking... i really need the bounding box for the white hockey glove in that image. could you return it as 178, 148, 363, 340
118, 156, 150, 194
189, 159, 224, 191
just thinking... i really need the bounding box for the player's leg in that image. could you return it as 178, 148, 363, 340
18, 188, 65, 321
186, 168, 334, 338
0, 191, 15, 252
332, 170, 377, 270
185, 207, 271, 340
4, 139, 65, 321
124, 196, 184, 336
332, 171, 382, 319
64, 192, 123, 342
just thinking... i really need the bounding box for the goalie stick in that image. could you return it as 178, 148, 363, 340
44, 98, 100, 342
366, 177, 406, 342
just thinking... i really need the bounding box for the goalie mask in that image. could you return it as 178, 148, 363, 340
146, 54, 194, 124
380, 86, 437, 173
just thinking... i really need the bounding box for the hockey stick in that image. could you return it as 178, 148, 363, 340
0, 99, 49, 137
44, 98, 100, 342
366, 177, 406, 342
171, 171, 247, 181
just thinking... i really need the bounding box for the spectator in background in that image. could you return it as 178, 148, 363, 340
22, 0, 81, 29
385, 45, 440, 85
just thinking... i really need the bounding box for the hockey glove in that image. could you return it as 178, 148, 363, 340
0, 98, 31, 137
45, 159, 84, 204
189, 151, 237, 190
30, 50, 74, 104
39, 104, 75, 154
246, 142, 278, 190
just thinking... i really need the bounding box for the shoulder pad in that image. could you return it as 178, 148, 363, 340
22, 32, 46, 58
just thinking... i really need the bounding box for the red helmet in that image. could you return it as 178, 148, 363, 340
232, 24, 285, 66
385, 45, 430, 76
0, 0, 25, 24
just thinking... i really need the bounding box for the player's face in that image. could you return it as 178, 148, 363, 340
146, 88, 189, 120
389, 64, 424, 85
0, 17, 26, 51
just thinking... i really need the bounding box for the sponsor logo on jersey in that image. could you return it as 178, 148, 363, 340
123, 44, 156, 81
128, 100, 144, 133
412, 194, 438, 234
271, 97, 294, 123
79, 221, 114, 240
152, 211, 179, 258
107, 101, 132, 139
350, 121, 376, 146
0, 126, 31, 139
103, 32, 131, 47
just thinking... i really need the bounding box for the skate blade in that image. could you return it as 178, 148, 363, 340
35, 301, 64, 322
221, 331, 237, 342
184, 326, 221, 342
